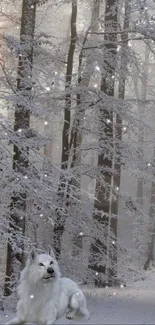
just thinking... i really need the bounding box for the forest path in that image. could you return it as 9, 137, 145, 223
60, 270, 155, 324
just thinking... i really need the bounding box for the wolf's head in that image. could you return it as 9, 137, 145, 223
21, 246, 61, 284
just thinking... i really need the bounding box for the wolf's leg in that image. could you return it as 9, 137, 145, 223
46, 317, 56, 325
45, 310, 57, 325
78, 306, 90, 320
67, 293, 90, 320
78, 294, 90, 320
66, 293, 79, 319
5, 316, 24, 325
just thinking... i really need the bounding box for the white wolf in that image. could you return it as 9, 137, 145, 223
6, 247, 90, 325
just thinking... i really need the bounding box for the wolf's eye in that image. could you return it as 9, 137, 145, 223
38, 262, 44, 266
50, 261, 53, 265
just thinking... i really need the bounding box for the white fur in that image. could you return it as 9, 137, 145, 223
6, 248, 90, 325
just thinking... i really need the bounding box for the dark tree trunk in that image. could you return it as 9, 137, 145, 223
53, 0, 77, 259
144, 229, 155, 271
144, 145, 155, 270
88, 0, 118, 287
110, 0, 131, 281
4, 0, 36, 296
68, 0, 101, 256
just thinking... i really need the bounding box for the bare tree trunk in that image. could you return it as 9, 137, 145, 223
144, 144, 155, 270
69, 0, 101, 256
54, 0, 77, 259
112, 0, 131, 211
136, 46, 149, 206
108, 0, 131, 281
88, 0, 118, 287
4, 0, 36, 296
132, 44, 149, 268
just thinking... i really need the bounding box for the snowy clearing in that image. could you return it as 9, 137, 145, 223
1, 270, 155, 325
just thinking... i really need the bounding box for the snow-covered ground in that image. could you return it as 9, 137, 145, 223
1, 270, 155, 324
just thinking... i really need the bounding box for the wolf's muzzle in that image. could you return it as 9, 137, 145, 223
47, 267, 54, 275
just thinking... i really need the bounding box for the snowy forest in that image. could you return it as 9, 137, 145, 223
1, 0, 155, 318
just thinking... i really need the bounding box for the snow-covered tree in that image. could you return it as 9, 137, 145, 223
2, 0, 155, 302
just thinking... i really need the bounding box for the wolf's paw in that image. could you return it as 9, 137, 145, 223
66, 311, 75, 320
66, 316, 74, 320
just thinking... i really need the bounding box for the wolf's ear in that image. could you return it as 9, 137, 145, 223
29, 248, 37, 262
47, 245, 55, 259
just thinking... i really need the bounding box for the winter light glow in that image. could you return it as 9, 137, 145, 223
79, 232, 83, 236
95, 272, 99, 275
40, 214, 43, 217
17, 129, 22, 133
112, 240, 115, 245
123, 126, 127, 131
116, 186, 119, 191
113, 292, 116, 295
46, 87, 50, 91
44, 174, 47, 177
94, 84, 98, 88
95, 65, 100, 71
30, 294, 34, 299
120, 284, 124, 288
24, 175, 28, 179
31, 5, 34, 8
106, 119, 111, 124
147, 163, 151, 167
44, 121, 48, 126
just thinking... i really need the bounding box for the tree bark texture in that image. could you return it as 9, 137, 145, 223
4, 0, 36, 296
88, 0, 118, 287
53, 0, 77, 259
